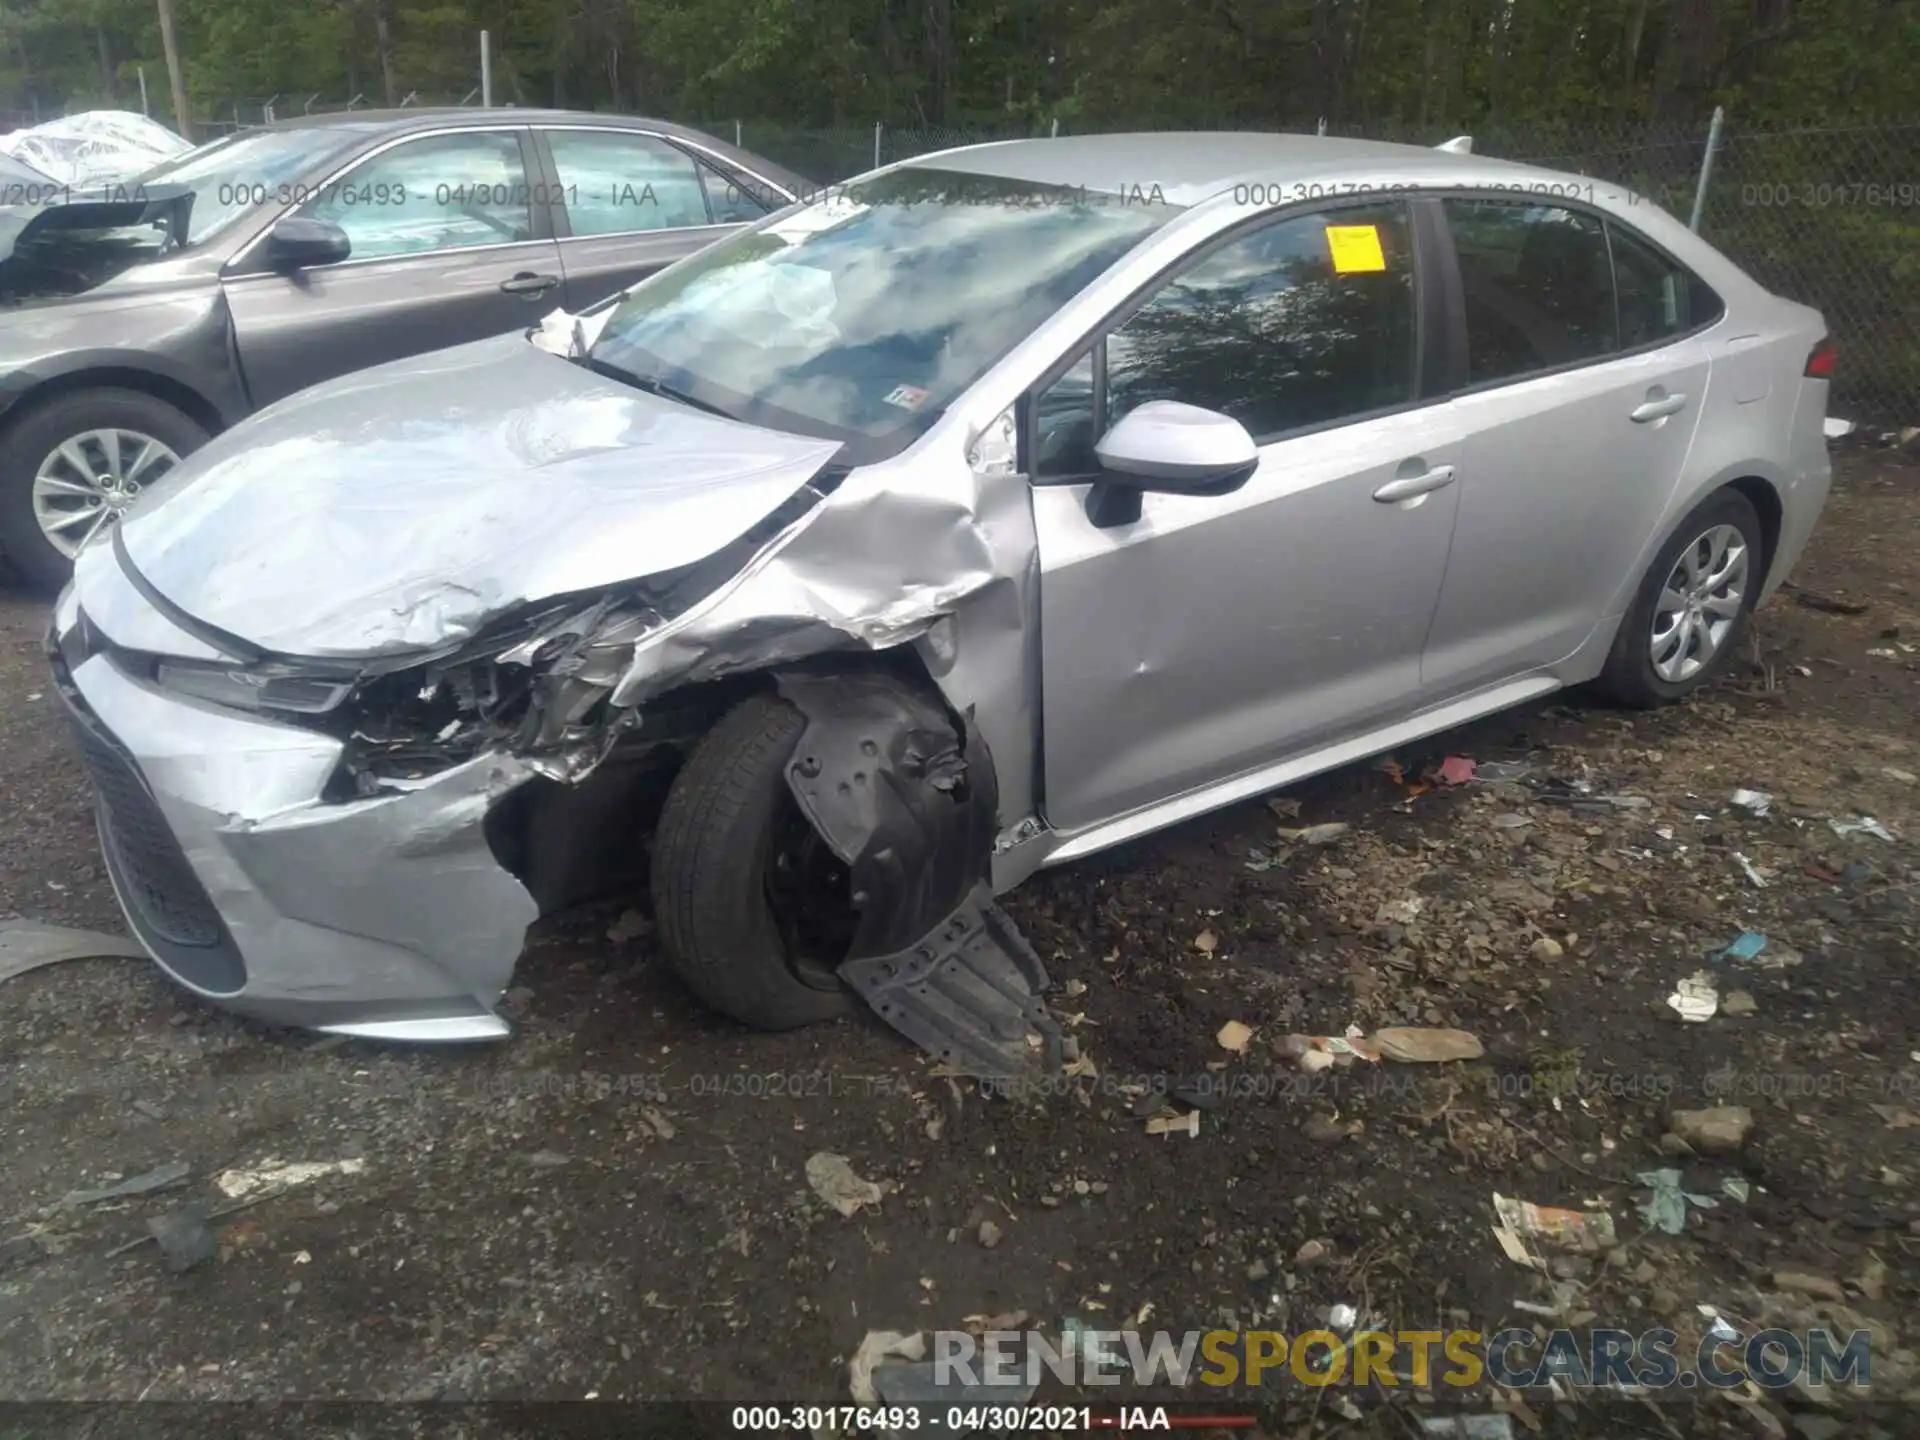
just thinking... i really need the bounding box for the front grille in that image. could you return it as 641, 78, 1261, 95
71, 719, 224, 948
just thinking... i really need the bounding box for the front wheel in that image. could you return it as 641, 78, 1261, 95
651, 692, 856, 1030
1593, 487, 1764, 707
0, 388, 207, 592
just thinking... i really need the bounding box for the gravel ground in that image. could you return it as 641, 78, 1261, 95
1, 447, 1917, 1438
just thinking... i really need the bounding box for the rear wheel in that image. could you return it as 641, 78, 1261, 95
652, 692, 856, 1029
1593, 488, 1763, 707
0, 388, 207, 592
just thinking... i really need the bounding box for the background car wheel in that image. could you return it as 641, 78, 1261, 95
1593, 487, 1764, 708
652, 691, 856, 1030
0, 388, 207, 593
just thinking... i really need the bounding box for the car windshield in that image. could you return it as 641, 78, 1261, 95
587, 166, 1183, 457
135, 127, 373, 243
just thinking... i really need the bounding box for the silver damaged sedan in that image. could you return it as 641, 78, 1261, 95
50, 134, 1835, 1074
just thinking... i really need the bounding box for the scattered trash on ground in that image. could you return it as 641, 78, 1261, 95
1794, 591, 1870, 616
144, 1204, 217, 1273
1723, 1177, 1752, 1202
1473, 761, 1533, 783
806, 1153, 885, 1217
1829, 815, 1896, 842
606, 909, 651, 944
1491, 812, 1532, 829
58, 1160, 190, 1211
0, 921, 148, 986
848, 1329, 925, 1406
1437, 755, 1478, 786
1215, 1020, 1254, 1053
214, 1158, 365, 1201
1870, 1104, 1920, 1129
1666, 1106, 1754, 1155
1730, 789, 1773, 817
1666, 970, 1719, 1022
1885, 766, 1918, 785
1371, 1027, 1484, 1063
1192, 929, 1218, 955
1419, 1416, 1515, 1439
1732, 852, 1769, 887
1636, 1168, 1720, 1234
1721, 931, 1769, 962
1721, 989, 1757, 1016
1275, 822, 1352, 846
1145, 1109, 1200, 1138
1276, 1028, 1382, 1068
1491, 1193, 1617, 1269
1264, 795, 1302, 819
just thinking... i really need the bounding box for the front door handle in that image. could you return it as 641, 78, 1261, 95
1372, 465, 1457, 503
500, 272, 560, 297
1630, 392, 1688, 423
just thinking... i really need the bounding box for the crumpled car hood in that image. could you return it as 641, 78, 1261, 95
116, 334, 842, 658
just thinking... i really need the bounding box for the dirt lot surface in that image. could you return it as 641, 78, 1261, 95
1, 449, 1917, 1439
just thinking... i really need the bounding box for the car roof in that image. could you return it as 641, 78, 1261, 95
239, 107, 810, 189
262, 107, 717, 141
909, 131, 1570, 207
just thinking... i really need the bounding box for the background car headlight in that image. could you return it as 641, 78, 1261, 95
152, 661, 355, 714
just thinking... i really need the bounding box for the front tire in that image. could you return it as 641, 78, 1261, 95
652, 692, 856, 1030
1593, 487, 1763, 707
0, 388, 207, 593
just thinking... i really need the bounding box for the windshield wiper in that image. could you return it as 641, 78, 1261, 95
580, 354, 731, 419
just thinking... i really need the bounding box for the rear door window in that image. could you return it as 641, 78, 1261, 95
1609, 222, 1723, 347
546, 130, 711, 236
1444, 198, 1616, 383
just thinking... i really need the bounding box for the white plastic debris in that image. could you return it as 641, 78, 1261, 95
1730, 788, 1773, 817
1732, 852, 1769, 888
805, 1152, 885, 1217
214, 1158, 365, 1199
1829, 815, 1896, 842
0, 110, 188, 187
0, 920, 148, 984
1822, 417, 1856, 439
849, 1329, 926, 1406
1667, 971, 1719, 1023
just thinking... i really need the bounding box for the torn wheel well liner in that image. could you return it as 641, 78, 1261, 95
773, 668, 997, 960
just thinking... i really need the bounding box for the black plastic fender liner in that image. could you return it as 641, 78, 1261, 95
774, 671, 1061, 1078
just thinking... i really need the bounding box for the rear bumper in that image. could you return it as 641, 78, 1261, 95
50, 629, 539, 1039
1759, 375, 1834, 602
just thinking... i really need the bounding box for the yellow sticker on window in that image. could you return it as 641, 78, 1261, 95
1325, 224, 1387, 274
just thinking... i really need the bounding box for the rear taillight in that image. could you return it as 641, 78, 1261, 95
1805, 339, 1837, 378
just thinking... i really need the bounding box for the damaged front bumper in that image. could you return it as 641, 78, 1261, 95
50, 611, 538, 1040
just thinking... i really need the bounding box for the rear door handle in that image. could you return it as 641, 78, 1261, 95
1372, 465, 1457, 503
500, 272, 560, 297
1630, 393, 1688, 422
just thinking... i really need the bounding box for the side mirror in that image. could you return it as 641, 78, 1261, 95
264, 215, 351, 271
1082, 401, 1258, 526
1094, 401, 1259, 491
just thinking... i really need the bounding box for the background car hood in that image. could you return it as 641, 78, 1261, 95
116, 334, 842, 658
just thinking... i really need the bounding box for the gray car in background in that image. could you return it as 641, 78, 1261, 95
51, 133, 1833, 1073
0, 108, 805, 589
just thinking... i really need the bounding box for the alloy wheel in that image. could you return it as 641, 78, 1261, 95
1649, 522, 1749, 684
32, 428, 181, 558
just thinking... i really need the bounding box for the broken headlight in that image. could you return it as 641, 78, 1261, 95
152, 661, 355, 714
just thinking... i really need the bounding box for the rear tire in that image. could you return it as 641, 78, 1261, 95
1592, 487, 1764, 707
0, 387, 208, 593
652, 692, 855, 1030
